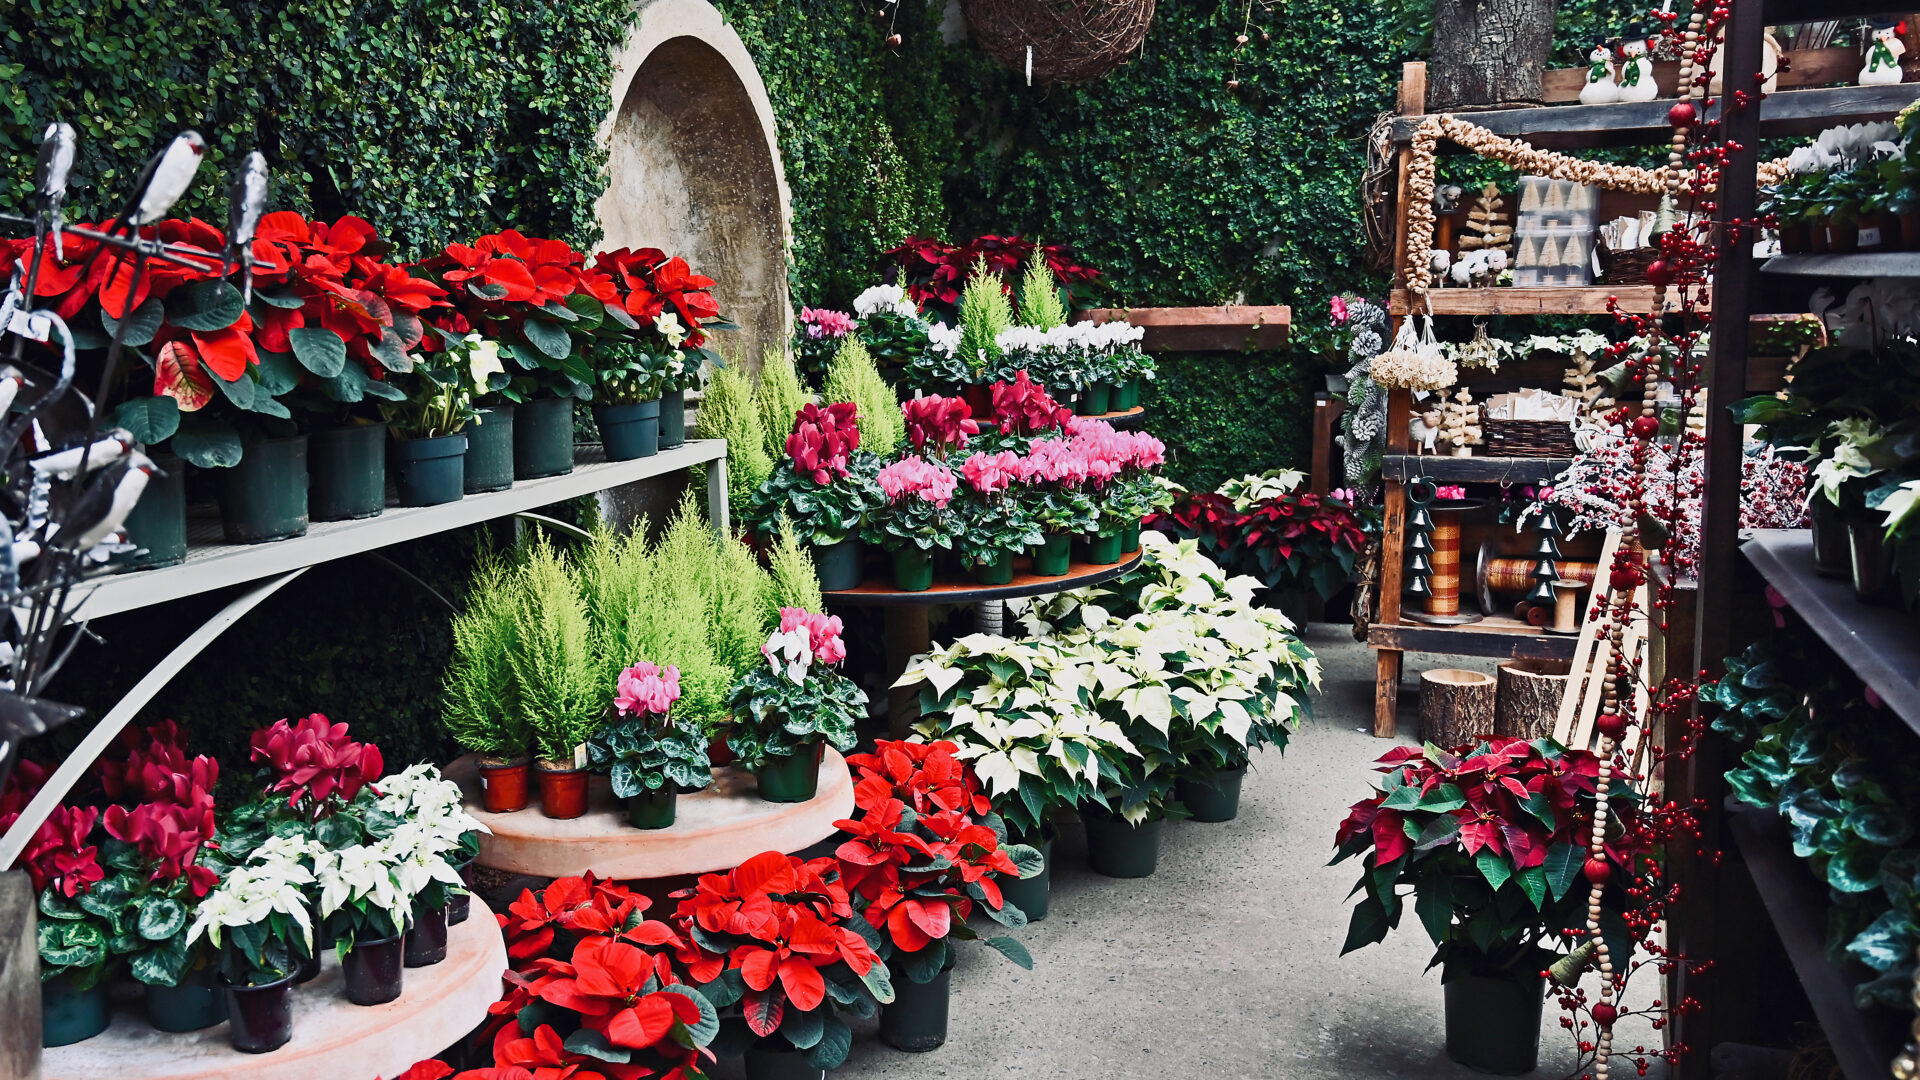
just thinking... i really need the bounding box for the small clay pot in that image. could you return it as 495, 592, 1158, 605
537, 762, 590, 820
477, 756, 532, 813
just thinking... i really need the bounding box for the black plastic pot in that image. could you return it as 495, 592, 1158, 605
342, 932, 405, 1005
296, 947, 322, 984
219, 435, 309, 543
1443, 970, 1545, 1075
514, 396, 576, 479
119, 450, 186, 568
405, 901, 450, 968
1848, 514, 1898, 603
1000, 833, 1052, 922
626, 788, 678, 829
224, 970, 297, 1054
660, 388, 687, 449
449, 855, 476, 925
309, 421, 388, 521
813, 537, 864, 591
41, 973, 110, 1047
1177, 763, 1248, 823
464, 404, 516, 493
145, 969, 228, 1032
1083, 810, 1163, 879
757, 743, 824, 804
880, 957, 953, 1051
1810, 500, 1850, 578
594, 400, 660, 461
391, 432, 467, 507
744, 1036, 826, 1080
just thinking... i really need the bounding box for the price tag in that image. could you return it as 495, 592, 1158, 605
1859, 226, 1883, 247
5, 310, 50, 343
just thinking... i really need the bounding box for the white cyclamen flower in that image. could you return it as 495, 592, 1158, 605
763, 627, 814, 684
926, 323, 962, 357
467, 336, 504, 394
655, 312, 688, 349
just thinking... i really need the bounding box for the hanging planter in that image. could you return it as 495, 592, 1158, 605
958, 0, 1157, 85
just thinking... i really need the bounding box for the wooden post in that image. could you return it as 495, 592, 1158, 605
0, 870, 37, 1080
1496, 660, 1570, 740
1418, 668, 1497, 747
1311, 393, 1345, 496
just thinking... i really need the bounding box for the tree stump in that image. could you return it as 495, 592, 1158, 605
1428, 0, 1556, 111
1419, 668, 1498, 747
0, 870, 36, 1080
1496, 659, 1571, 741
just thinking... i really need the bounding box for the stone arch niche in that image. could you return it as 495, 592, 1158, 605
597, 0, 791, 374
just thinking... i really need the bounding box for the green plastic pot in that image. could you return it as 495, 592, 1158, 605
1083, 810, 1163, 879
594, 399, 660, 461
1000, 834, 1052, 922
309, 421, 388, 521
1113, 378, 1140, 411
391, 433, 467, 507
880, 956, 953, 1051
1032, 533, 1072, 576
1809, 500, 1849, 578
660, 388, 687, 449
1443, 970, 1545, 1075
756, 743, 823, 804
971, 547, 1015, 585
1084, 530, 1123, 565
744, 1037, 825, 1080
42, 973, 110, 1047
219, 435, 309, 544
814, 537, 864, 591
1177, 763, 1248, 822
465, 404, 516, 493
1075, 382, 1112, 416
145, 970, 228, 1032
893, 546, 935, 591
1119, 520, 1142, 554
118, 450, 186, 569
626, 788, 677, 829
514, 395, 576, 479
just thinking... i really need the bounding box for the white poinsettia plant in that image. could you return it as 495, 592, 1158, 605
186, 843, 319, 985
375, 763, 489, 860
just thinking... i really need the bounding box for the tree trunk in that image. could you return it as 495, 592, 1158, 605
1496, 659, 1571, 741
1419, 668, 1498, 747
1428, 0, 1556, 111
0, 871, 37, 1080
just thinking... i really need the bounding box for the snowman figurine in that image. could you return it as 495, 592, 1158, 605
1580, 41, 1619, 104
1860, 19, 1907, 86
1614, 28, 1658, 103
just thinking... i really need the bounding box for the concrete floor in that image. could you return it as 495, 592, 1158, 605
701, 624, 1667, 1080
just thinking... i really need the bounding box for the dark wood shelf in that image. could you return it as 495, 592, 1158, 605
1391, 83, 1920, 151
823, 551, 1142, 606
1763, 252, 1920, 278
1083, 406, 1147, 430
1367, 614, 1578, 662
1388, 285, 1691, 317
1741, 529, 1920, 733
1727, 807, 1906, 1080
1383, 454, 1572, 484
1764, 0, 1912, 21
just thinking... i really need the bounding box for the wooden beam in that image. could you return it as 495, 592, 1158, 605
1382, 454, 1572, 484
1367, 622, 1581, 661
1391, 286, 1698, 317
1311, 393, 1344, 495
1076, 305, 1290, 351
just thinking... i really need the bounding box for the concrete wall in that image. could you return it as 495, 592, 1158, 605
597, 0, 792, 374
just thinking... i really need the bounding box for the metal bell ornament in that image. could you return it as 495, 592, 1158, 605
1410, 554, 1433, 575
1526, 578, 1558, 605
1407, 575, 1433, 597
1533, 532, 1563, 559
1409, 531, 1434, 554
1410, 507, 1434, 531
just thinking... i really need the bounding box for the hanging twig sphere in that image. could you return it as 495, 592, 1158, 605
958, 0, 1157, 84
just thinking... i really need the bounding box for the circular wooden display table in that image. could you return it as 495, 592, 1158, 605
43, 897, 507, 1080
1085, 405, 1147, 429
446, 749, 854, 880
822, 551, 1143, 606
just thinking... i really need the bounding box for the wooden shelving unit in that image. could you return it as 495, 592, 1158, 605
1387, 285, 1692, 317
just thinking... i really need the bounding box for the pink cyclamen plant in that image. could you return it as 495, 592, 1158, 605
615, 661, 682, 718
777, 607, 847, 667
961, 450, 1024, 494
878, 457, 958, 505
800, 307, 856, 339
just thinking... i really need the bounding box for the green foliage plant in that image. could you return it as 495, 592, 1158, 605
505, 538, 601, 765
441, 553, 535, 763
764, 522, 824, 620
955, 261, 1015, 384
821, 338, 903, 458
756, 347, 813, 462
1018, 252, 1069, 330
693, 364, 774, 517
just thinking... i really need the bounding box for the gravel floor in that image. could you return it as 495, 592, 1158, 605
697, 624, 1668, 1080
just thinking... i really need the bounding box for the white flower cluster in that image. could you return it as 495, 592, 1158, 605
187, 836, 320, 953
313, 820, 464, 928
764, 626, 815, 684
995, 320, 1145, 358
1788, 122, 1900, 174
853, 283, 920, 319
926, 322, 963, 357
377, 763, 489, 852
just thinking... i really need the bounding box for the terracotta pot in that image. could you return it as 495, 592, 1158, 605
1857, 212, 1895, 252
537, 763, 590, 819
477, 756, 532, 813
1777, 222, 1810, 253
1825, 219, 1860, 253
707, 735, 736, 768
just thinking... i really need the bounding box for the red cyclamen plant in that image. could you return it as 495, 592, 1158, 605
901, 394, 979, 456
249, 713, 385, 820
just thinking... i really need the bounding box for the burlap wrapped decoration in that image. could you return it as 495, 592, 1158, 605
1370, 317, 1458, 392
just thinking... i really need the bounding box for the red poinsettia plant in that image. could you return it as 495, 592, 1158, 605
1332, 737, 1651, 981
884, 234, 1100, 310
1149, 484, 1376, 604
669, 851, 888, 1070
833, 740, 1038, 984
249, 713, 385, 821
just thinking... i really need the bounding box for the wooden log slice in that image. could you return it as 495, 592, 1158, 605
1419, 667, 1498, 747
1496, 659, 1572, 741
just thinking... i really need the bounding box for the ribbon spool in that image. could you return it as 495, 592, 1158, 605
1477, 542, 1598, 614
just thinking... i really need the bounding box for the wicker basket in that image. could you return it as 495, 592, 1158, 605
1481, 414, 1580, 458
1596, 238, 1655, 285
958, 0, 1156, 85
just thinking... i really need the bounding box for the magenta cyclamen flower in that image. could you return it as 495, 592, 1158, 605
800, 307, 856, 339
961, 451, 1023, 494
615, 661, 682, 717
879, 457, 958, 505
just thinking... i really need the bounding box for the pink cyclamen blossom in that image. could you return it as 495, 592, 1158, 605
1127, 432, 1166, 470
1330, 295, 1349, 326
902, 395, 979, 454
800, 307, 856, 339
615, 661, 683, 717
879, 457, 958, 506
787, 402, 862, 484
961, 450, 1024, 494
778, 607, 847, 667
1025, 439, 1090, 486
1435, 485, 1468, 501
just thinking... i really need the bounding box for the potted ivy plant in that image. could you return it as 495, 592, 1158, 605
865, 457, 964, 591
1333, 737, 1649, 1075
746, 402, 885, 591
586, 660, 714, 829
443, 553, 537, 812
834, 739, 1037, 1051
728, 608, 865, 803
380, 329, 488, 506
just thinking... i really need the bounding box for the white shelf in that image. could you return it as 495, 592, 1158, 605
71, 439, 727, 621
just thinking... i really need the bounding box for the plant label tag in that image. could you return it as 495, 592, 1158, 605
6, 310, 50, 343
1859, 226, 1883, 247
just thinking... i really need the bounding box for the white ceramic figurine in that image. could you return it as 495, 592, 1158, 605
1860, 19, 1907, 86
1580, 41, 1619, 105
1615, 28, 1658, 103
